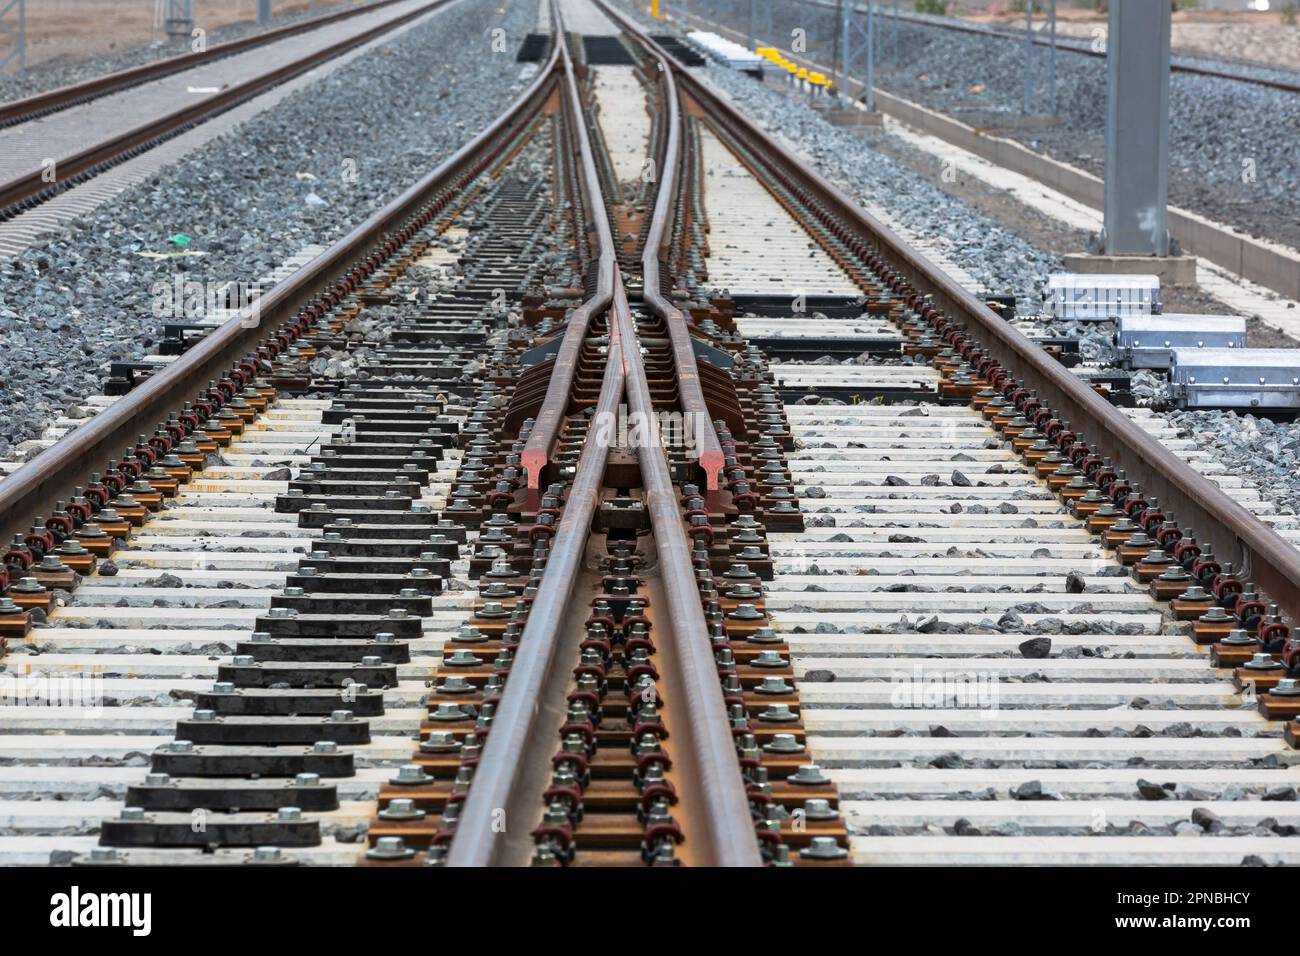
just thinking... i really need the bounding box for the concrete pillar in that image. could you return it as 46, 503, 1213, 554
1102, 0, 1172, 256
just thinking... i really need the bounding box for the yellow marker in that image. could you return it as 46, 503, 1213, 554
652, 0, 659, 18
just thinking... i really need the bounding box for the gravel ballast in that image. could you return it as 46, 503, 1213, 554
696, 63, 1059, 308
613, 6, 1300, 546
0, 0, 539, 461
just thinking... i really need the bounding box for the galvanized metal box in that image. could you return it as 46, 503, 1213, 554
1115, 314, 1247, 369
1170, 348, 1300, 410
1045, 273, 1160, 321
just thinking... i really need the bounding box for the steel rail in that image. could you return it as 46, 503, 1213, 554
608, 274, 763, 867
520, 34, 618, 497
446, 12, 624, 866
0, 0, 453, 219
635, 36, 725, 500
617, 14, 1300, 625
0, 0, 419, 129
0, 35, 562, 548
453, 4, 760, 866
597, 1, 764, 864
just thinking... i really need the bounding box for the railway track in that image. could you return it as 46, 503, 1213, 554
0, 0, 424, 131
0, 0, 1297, 870
0, 0, 452, 224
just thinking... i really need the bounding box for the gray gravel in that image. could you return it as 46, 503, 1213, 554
698, 62, 1058, 307
686, 0, 1300, 250
1164, 410, 1300, 530
0, 1, 367, 103
0, 0, 537, 461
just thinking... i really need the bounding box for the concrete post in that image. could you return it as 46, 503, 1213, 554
1102, 0, 1172, 256
0, 0, 25, 75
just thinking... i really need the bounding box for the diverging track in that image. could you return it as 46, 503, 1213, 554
0, 0, 1297, 869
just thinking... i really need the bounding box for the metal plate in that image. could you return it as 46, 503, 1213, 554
1045, 272, 1160, 321
1171, 347, 1300, 409
1115, 314, 1246, 369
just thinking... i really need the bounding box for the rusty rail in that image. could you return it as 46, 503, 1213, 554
608, 273, 764, 866
0, 35, 561, 548
0, 0, 419, 129
630, 31, 725, 499
605, 0, 1300, 626
0, 0, 452, 218
451, 3, 761, 866
446, 19, 622, 867
519, 25, 618, 496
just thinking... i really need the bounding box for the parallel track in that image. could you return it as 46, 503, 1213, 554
0, 0, 452, 221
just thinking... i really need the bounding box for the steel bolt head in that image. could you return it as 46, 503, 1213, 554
763, 733, 805, 754
1245, 653, 1282, 670
420, 731, 460, 752
755, 676, 793, 695
788, 763, 831, 786
390, 765, 433, 787
799, 836, 848, 860
366, 836, 415, 861
803, 798, 839, 820
758, 703, 798, 722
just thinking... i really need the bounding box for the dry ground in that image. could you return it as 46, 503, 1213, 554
2, 0, 356, 71
954, 5, 1300, 72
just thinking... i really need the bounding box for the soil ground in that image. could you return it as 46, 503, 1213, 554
2, 0, 354, 72
954, 5, 1300, 73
